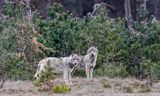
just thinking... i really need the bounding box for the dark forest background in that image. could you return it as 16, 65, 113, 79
0, 0, 160, 20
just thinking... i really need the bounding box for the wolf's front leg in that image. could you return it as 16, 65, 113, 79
90, 67, 94, 78
63, 69, 70, 86
69, 71, 72, 85
86, 67, 90, 79
68, 65, 77, 85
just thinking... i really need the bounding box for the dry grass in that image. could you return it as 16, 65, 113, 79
114, 82, 122, 87
1, 77, 160, 96
139, 84, 152, 93
122, 86, 133, 93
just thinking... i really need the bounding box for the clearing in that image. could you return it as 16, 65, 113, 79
1, 77, 160, 96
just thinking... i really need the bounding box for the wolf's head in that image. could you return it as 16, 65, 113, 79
70, 54, 81, 66
87, 46, 98, 63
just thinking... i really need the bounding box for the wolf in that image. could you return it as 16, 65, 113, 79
78, 47, 98, 78
34, 54, 81, 85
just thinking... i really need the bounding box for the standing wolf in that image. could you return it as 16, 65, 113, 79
34, 54, 81, 85
79, 47, 98, 78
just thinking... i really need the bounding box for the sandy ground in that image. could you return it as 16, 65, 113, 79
1, 77, 160, 96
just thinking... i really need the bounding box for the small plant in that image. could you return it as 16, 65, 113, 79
101, 79, 111, 88
52, 84, 71, 93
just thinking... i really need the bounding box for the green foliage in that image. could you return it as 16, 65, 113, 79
0, 19, 35, 80
36, 3, 89, 56
0, 3, 38, 80
95, 64, 129, 78
35, 3, 128, 77
124, 13, 160, 79
35, 3, 160, 79
1, 2, 160, 81
52, 84, 71, 93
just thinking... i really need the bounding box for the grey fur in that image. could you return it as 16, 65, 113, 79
34, 54, 81, 86
78, 47, 98, 78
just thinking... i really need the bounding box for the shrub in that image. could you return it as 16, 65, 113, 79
0, 2, 39, 80
0, 19, 37, 80
95, 63, 129, 78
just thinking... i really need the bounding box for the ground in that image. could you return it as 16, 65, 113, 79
1, 77, 160, 96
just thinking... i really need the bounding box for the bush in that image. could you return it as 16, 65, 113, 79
0, 19, 36, 80
124, 20, 160, 79
95, 63, 129, 78
0, 2, 39, 80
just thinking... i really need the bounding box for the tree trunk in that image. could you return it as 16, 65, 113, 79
144, 0, 147, 10
124, 0, 132, 28
155, 0, 160, 20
